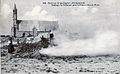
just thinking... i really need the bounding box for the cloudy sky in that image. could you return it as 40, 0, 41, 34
0, 0, 120, 35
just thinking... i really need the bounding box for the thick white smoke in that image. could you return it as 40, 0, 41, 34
40, 30, 120, 56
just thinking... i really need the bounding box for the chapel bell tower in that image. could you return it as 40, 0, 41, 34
13, 4, 18, 37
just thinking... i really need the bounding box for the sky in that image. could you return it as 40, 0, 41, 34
0, 0, 120, 35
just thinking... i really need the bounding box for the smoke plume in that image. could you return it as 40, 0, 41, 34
40, 30, 120, 56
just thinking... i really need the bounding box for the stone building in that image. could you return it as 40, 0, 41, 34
11, 4, 58, 38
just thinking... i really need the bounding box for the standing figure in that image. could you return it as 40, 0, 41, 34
50, 32, 54, 39
22, 32, 25, 37
5, 37, 15, 62
49, 32, 54, 46
8, 37, 15, 54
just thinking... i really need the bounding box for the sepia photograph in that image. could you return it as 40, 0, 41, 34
0, 0, 120, 74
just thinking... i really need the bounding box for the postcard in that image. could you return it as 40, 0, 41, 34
0, 0, 120, 74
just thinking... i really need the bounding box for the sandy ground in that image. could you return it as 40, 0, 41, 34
1, 55, 120, 74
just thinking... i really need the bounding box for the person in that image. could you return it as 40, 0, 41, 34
22, 32, 25, 37
50, 32, 54, 39
49, 32, 54, 46
8, 37, 15, 54
5, 37, 15, 62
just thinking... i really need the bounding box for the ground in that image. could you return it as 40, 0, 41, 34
1, 55, 120, 74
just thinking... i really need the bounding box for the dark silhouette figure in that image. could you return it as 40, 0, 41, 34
8, 37, 15, 54
49, 32, 54, 45
50, 33, 54, 39
22, 32, 25, 37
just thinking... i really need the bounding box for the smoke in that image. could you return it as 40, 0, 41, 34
39, 0, 120, 56
40, 30, 120, 56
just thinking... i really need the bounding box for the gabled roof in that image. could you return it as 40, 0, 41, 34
17, 20, 59, 31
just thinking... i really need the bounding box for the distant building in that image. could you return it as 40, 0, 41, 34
11, 4, 58, 38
